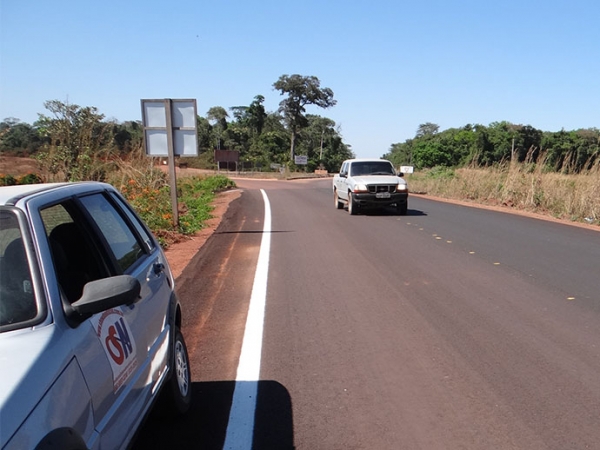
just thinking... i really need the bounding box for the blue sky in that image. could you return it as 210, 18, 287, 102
1, 0, 598, 159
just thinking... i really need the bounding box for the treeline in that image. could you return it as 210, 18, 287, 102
385, 122, 600, 173
0, 74, 354, 178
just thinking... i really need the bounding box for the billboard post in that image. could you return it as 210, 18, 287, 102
141, 99, 198, 227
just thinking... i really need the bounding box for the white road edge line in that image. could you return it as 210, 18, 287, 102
223, 189, 271, 450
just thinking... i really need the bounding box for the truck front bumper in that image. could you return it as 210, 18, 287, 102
353, 192, 408, 208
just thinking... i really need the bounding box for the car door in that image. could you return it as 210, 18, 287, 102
75, 191, 173, 449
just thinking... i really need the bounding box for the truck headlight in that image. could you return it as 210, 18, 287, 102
353, 184, 368, 193
397, 184, 408, 192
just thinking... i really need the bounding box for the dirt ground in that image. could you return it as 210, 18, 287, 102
163, 189, 241, 280
0, 155, 40, 176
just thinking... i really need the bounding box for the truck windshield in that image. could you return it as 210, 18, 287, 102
350, 162, 395, 177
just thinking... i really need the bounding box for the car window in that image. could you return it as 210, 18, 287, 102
110, 193, 155, 253
42, 202, 108, 304
0, 209, 37, 328
78, 194, 145, 273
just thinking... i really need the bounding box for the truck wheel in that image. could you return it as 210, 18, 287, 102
348, 192, 358, 215
334, 190, 344, 209
397, 202, 408, 216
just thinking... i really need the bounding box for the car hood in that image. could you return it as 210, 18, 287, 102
353, 175, 406, 185
0, 325, 67, 445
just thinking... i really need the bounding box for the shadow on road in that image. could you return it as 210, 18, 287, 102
354, 207, 428, 217
132, 380, 294, 450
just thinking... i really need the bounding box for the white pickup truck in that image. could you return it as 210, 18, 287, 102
332, 158, 409, 215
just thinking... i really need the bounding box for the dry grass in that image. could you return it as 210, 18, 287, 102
3, 155, 599, 226
407, 156, 600, 225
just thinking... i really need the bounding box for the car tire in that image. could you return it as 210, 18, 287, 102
397, 202, 408, 216
159, 328, 191, 416
334, 190, 343, 209
348, 192, 357, 215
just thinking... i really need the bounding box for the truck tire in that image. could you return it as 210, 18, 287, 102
334, 190, 344, 209
397, 202, 408, 216
348, 192, 358, 215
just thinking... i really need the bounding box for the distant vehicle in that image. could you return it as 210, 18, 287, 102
332, 158, 409, 215
0, 182, 191, 450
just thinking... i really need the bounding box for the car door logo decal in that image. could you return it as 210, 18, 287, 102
92, 308, 138, 392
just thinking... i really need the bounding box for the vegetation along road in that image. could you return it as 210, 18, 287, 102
134, 177, 600, 450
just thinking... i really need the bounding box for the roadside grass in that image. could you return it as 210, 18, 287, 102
407, 157, 600, 226
108, 160, 236, 247
4, 154, 599, 237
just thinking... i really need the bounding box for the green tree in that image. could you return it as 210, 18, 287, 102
323, 130, 353, 172
35, 100, 115, 181
196, 116, 213, 152
112, 120, 143, 154
0, 118, 43, 155
247, 113, 289, 167
206, 106, 229, 150
296, 115, 335, 161
411, 140, 453, 168
227, 96, 268, 158
416, 122, 440, 138
273, 74, 336, 160
385, 140, 414, 166
542, 128, 600, 172
246, 95, 267, 136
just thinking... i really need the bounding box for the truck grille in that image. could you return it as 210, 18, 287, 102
368, 185, 396, 194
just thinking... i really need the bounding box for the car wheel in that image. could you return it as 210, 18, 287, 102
159, 328, 191, 416
334, 190, 343, 209
348, 192, 357, 215
397, 202, 408, 216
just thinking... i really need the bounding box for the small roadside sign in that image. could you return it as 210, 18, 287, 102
295, 155, 308, 165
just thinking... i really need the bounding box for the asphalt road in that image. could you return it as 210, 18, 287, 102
134, 178, 600, 450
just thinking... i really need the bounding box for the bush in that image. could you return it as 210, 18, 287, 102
176, 175, 236, 235
425, 166, 456, 179
0, 174, 17, 186
18, 173, 44, 185
117, 172, 236, 247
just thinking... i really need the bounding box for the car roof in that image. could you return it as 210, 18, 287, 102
0, 182, 112, 206
346, 158, 392, 163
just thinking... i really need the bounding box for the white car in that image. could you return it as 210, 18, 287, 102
333, 159, 409, 215
0, 182, 191, 450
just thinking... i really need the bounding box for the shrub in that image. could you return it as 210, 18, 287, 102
18, 173, 43, 185
0, 174, 17, 186
176, 175, 236, 235
115, 169, 236, 247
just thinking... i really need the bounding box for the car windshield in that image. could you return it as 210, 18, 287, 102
0, 209, 37, 329
350, 161, 395, 176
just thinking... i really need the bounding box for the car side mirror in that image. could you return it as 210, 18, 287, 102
397, 172, 404, 177
68, 275, 141, 321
